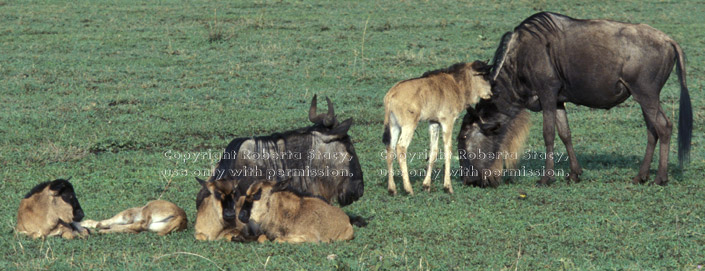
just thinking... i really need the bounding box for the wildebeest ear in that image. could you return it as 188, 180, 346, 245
480, 122, 501, 134
195, 177, 206, 186
49, 179, 69, 193
465, 107, 481, 123
330, 118, 353, 135
272, 178, 291, 192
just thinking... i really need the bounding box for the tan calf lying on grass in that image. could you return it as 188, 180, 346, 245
383, 61, 492, 195
194, 177, 246, 241
81, 200, 187, 236
16, 178, 90, 239
238, 180, 355, 243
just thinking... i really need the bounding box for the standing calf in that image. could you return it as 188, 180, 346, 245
238, 180, 354, 243
80, 200, 187, 236
383, 61, 492, 195
16, 178, 90, 239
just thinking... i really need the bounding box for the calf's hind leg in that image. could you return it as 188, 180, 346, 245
422, 122, 440, 192
396, 122, 418, 195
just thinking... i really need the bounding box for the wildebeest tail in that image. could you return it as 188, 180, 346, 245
382, 106, 391, 146
347, 213, 371, 227
672, 41, 692, 167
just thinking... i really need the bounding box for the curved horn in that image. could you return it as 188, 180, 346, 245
322, 97, 337, 127
309, 95, 323, 124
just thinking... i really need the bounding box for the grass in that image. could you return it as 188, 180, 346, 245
1, 0, 704, 270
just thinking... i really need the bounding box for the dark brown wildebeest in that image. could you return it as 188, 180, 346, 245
459, 12, 692, 186
206, 95, 363, 206
80, 200, 187, 236
382, 61, 492, 195
237, 180, 355, 243
16, 178, 91, 239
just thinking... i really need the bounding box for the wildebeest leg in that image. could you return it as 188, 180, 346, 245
440, 120, 455, 194
422, 122, 440, 192
386, 122, 401, 195
98, 219, 149, 234
633, 109, 658, 184
92, 207, 140, 229
539, 98, 558, 186
555, 104, 582, 183
637, 104, 672, 185
396, 123, 418, 195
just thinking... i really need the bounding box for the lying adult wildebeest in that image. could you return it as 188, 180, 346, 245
238, 180, 355, 243
16, 178, 91, 239
194, 177, 244, 241
208, 95, 363, 206
459, 12, 692, 186
80, 200, 187, 236
383, 61, 492, 195
458, 108, 530, 187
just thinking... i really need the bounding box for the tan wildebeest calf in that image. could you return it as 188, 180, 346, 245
194, 177, 245, 241
80, 200, 187, 236
238, 180, 354, 243
16, 178, 90, 239
383, 61, 492, 195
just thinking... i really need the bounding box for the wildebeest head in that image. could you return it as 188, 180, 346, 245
237, 180, 273, 225
196, 177, 238, 222
24, 178, 84, 222
457, 101, 530, 187
286, 95, 364, 206
310, 96, 364, 206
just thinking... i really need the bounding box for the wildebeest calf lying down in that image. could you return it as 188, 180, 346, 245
16, 178, 90, 239
238, 180, 355, 243
80, 200, 187, 236
194, 177, 246, 241
383, 61, 492, 195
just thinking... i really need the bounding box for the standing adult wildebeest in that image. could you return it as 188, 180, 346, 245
383, 61, 492, 195
207, 95, 363, 206
459, 12, 692, 186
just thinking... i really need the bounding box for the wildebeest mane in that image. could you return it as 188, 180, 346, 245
24, 179, 72, 199
516, 12, 564, 39
24, 181, 52, 199
490, 12, 566, 83
421, 62, 467, 78
489, 31, 514, 82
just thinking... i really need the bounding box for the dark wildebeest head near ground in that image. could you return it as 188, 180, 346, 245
457, 103, 530, 187
194, 177, 242, 241
462, 12, 692, 186
16, 178, 90, 239
210, 95, 364, 207
382, 61, 492, 195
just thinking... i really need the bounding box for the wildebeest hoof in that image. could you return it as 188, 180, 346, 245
536, 178, 555, 186
568, 172, 581, 183
443, 186, 454, 194
422, 184, 431, 192
652, 177, 668, 186
632, 176, 648, 184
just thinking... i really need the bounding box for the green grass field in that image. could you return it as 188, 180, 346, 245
2, 0, 704, 270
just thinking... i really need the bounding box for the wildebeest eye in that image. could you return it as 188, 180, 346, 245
252, 189, 262, 201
